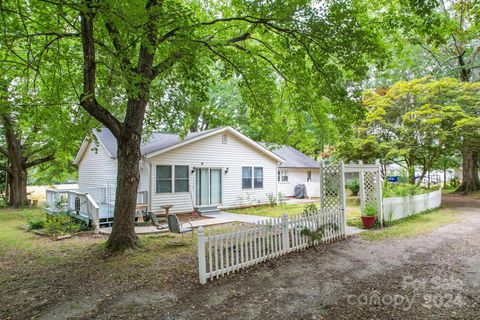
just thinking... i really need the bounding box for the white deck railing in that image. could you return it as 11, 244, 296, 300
197, 208, 345, 284
45, 190, 100, 229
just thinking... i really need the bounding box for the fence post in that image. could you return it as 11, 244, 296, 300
339, 161, 347, 238
197, 227, 207, 284
358, 160, 366, 212
281, 214, 289, 253
375, 161, 384, 227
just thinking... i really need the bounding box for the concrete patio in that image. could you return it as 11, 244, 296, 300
99, 211, 364, 236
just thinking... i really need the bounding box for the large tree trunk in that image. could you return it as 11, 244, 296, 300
2, 114, 29, 207
457, 146, 480, 192
7, 166, 28, 207
105, 128, 142, 251
456, 54, 479, 192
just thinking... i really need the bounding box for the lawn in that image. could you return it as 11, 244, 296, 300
228, 198, 363, 227
0, 207, 198, 319
227, 203, 306, 217
361, 208, 459, 240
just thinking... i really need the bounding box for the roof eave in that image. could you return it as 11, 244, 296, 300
144, 126, 285, 163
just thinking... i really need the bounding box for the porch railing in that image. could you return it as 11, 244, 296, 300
45, 190, 100, 229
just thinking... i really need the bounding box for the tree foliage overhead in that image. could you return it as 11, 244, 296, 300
336, 77, 480, 184
2, 0, 388, 250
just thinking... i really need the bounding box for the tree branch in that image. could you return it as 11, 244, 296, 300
80, 2, 122, 137
26, 154, 55, 168
195, 39, 261, 109
105, 20, 132, 69
151, 52, 183, 79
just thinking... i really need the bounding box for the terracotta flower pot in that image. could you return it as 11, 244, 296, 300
361, 216, 376, 229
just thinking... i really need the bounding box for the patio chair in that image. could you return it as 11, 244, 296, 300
167, 214, 194, 238
148, 211, 160, 227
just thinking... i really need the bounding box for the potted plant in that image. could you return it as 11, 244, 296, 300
361, 203, 377, 229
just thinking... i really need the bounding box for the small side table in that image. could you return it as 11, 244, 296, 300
161, 204, 174, 216
136, 204, 148, 223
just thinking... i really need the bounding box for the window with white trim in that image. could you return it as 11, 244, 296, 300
156, 165, 189, 193
174, 166, 189, 192
254, 167, 263, 188
307, 170, 312, 182
278, 170, 288, 182
156, 165, 172, 193
242, 167, 252, 189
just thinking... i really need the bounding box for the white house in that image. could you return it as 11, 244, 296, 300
73, 127, 320, 226
74, 127, 285, 220
269, 145, 320, 198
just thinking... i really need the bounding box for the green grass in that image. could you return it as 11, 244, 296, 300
361, 208, 459, 240
228, 203, 306, 217
345, 197, 362, 227
228, 199, 363, 225
0, 206, 202, 320
0, 207, 45, 252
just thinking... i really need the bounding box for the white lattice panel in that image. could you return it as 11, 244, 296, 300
320, 163, 344, 210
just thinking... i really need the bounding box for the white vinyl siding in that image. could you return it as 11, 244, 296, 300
147, 132, 278, 214
77, 141, 117, 205
277, 168, 320, 198
77, 141, 150, 207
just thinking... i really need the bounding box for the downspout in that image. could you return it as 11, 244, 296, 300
149, 163, 152, 211
276, 162, 279, 205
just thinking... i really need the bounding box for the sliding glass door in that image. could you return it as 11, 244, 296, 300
195, 168, 222, 206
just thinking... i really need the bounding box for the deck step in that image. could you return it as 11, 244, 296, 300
196, 206, 221, 215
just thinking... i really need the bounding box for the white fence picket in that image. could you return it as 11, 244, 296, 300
198, 208, 347, 284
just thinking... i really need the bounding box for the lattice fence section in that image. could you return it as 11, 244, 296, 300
363, 171, 379, 208
319, 162, 345, 210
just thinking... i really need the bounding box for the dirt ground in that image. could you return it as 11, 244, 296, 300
2, 196, 480, 319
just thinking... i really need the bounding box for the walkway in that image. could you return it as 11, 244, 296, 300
99, 211, 364, 236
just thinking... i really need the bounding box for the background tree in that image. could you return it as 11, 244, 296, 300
367, 0, 480, 190
337, 77, 476, 184
0, 1, 91, 207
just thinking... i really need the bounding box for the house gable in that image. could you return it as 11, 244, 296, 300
146, 130, 280, 213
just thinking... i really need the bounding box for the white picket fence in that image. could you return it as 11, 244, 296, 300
382, 189, 442, 222
197, 208, 346, 284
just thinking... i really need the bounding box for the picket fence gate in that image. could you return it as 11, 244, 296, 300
197, 208, 346, 284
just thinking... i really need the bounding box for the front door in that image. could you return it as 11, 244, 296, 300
195, 168, 222, 206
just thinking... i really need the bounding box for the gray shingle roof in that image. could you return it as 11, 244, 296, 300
263, 144, 319, 168
94, 127, 220, 157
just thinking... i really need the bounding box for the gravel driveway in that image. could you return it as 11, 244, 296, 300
33, 196, 480, 320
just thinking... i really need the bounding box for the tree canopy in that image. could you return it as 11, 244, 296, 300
337, 77, 480, 184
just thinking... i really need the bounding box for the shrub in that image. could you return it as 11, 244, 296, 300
266, 192, 286, 206
450, 177, 459, 188
346, 178, 360, 196
302, 203, 319, 216
267, 193, 276, 206
383, 182, 425, 198
27, 218, 45, 230
44, 213, 88, 235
